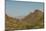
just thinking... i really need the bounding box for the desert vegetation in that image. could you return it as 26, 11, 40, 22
5, 10, 44, 31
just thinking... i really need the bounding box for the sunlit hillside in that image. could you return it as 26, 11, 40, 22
5, 10, 44, 31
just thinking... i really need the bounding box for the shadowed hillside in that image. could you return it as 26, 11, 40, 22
5, 10, 44, 31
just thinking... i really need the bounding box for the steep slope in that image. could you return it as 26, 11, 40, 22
22, 10, 44, 29
23, 10, 43, 22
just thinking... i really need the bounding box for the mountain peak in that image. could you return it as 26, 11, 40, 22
34, 9, 42, 12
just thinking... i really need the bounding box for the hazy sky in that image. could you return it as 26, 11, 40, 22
6, 0, 44, 17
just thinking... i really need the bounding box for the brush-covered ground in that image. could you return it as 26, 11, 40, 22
5, 10, 44, 31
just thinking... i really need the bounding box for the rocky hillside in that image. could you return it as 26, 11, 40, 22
5, 10, 44, 31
